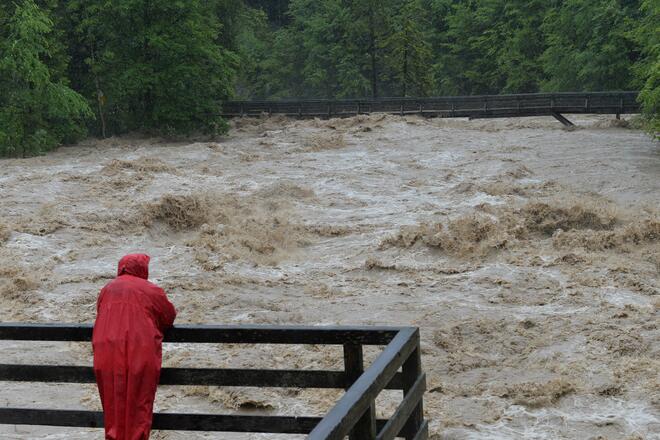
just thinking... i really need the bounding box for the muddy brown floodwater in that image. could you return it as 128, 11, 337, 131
0, 114, 658, 440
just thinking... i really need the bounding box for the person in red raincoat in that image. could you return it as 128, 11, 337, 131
93, 254, 176, 440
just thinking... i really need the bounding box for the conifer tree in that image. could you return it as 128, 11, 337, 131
383, 0, 434, 97
435, 0, 504, 94
496, 0, 548, 93
347, 0, 389, 98
541, 0, 638, 91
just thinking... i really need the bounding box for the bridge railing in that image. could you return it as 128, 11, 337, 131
221, 91, 639, 120
0, 323, 427, 440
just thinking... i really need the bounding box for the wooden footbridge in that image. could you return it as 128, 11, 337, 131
0, 323, 427, 439
221, 91, 640, 126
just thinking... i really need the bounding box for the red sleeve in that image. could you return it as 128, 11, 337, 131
151, 287, 177, 332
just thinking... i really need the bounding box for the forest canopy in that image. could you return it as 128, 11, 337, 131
0, 0, 658, 156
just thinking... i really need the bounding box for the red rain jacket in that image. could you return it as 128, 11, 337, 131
93, 254, 176, 440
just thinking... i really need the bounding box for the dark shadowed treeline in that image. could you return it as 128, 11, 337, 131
0, 0, 658, 156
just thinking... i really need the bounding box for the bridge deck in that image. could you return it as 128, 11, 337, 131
221, 91, 639, 124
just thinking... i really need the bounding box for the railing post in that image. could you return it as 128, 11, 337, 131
343, 344, 376, 440
401, 333, 424, 440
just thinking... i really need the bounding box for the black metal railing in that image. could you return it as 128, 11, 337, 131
221, 91, 640, 123
0, 323, 427, 440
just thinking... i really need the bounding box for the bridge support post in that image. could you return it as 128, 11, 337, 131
551, 111, 575, 127
343, 344, 376, 440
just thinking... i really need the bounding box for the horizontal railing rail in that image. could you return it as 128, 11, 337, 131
0, 323, 427, 439
0, 364, 404, 389
0, 323, 400, 344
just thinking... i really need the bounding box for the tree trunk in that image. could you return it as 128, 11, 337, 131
142, 0, 153, 124
91, 47, 106, 138
369, 7, 378, 98
403, 45, 408, 97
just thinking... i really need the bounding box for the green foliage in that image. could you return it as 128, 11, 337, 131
436, 0, 506, 94
234, 7, 272, 99
244, 0, 649, 102
65, 0, 237, 135
281, 0, 370, 98
346, 0, 389, 98
432, 0, 549, 95
540, 0, 638, 92
633, 0, 660, 133
243, 0, 436, 99
496, 0, 549, 93
0, 0, 91, 157
383, 0, 434, 96
246, 0, 290, 27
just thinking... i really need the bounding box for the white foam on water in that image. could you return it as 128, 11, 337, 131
464, 396, 660, 440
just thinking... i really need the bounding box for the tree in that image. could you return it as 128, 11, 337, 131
65, 0, 237, 135
496, 0, 548, 93
347, 0, 389, 98
262, 26, 309, 98
298, 0, 369, 98
383, 0, 434, 97
435, 0, 504, 95
263, 0, 369, 98
0, 0, 91, 157
541, 0, 639, 92
234, 7, 274, 99
633, 0, 659, 133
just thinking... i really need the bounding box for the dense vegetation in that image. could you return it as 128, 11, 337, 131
0, 0, 658, 156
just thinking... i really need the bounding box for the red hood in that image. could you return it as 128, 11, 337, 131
117, 254, 150, 279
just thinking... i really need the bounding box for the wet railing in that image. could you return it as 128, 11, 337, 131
0, 323, 427, 440
221, 91, 640, 125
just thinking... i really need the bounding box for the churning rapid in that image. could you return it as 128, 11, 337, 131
0, 114, 658, 439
